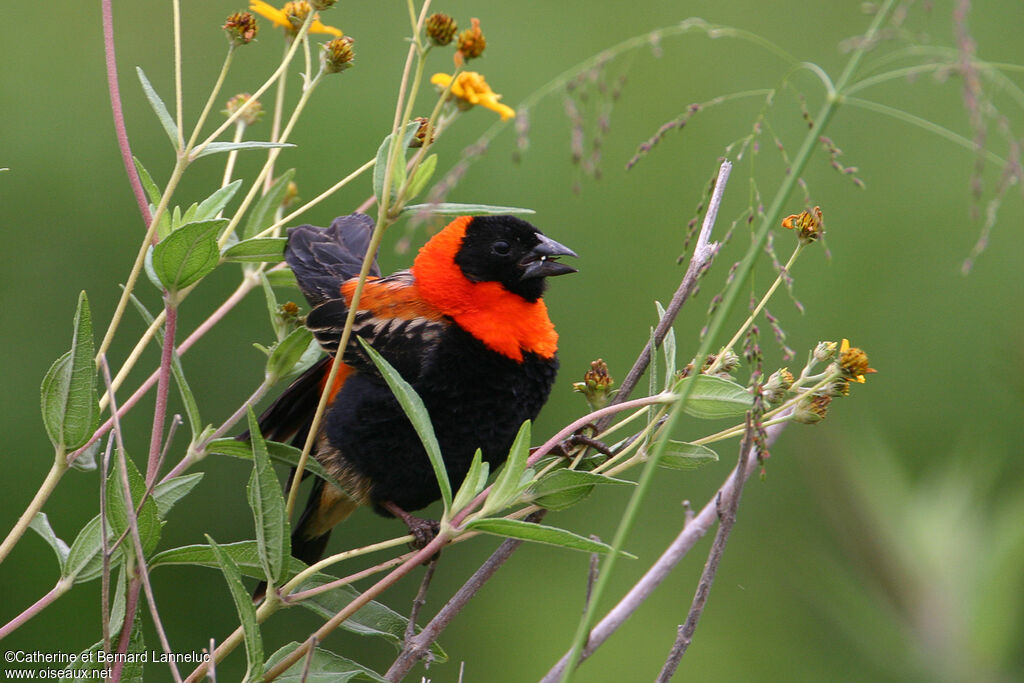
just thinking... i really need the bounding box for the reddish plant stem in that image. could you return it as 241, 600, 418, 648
147, 300, 177, 487
109, 577, 142, 682
101, 0, 152, 227
0, 580, 71, 640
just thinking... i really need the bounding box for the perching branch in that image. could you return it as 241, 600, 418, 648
655, 414, 757, 681
540, 416, 787, 683
596, 159, 731, 431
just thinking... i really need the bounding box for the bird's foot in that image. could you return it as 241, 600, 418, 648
553, 423, 614, 459
383, 501, 441, 551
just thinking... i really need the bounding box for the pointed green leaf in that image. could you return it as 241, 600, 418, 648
150, 540, 306, 578
69, 439, 100, 472
677, 375, 753, 419
64, 514, 118, 583
401, 202, 536, 217
658, 441, 719, 470
193, 141, 295, 160
656, 301, 677, 390
450, 449, 488, 516
357, 337, 450, 510
483, 421, 531, 514
372, 121, 419, 202
464, 518, 634, 557
243, 169, 296, 239
152, 473, 205, 518
295, 575, 447, 661
29, 512, 70, 571
40, 292, 99, 451
266, 327, 315, 381
59, 614, 145, 683
106, 454, 161, 558
223, 237, 288, 263
530, 470, 636, 511
406, 153, 437, 200
207, 536, 264, 679
264, 643, 387, 682
136, 67, 179, 148
266, 267, 299, 289
151, 219, 226, 292
206, 437, 336, 485
246, 408, 289, 585
261, 272, 286, 341
133, 156, 163, 206
195, 179, 243, 220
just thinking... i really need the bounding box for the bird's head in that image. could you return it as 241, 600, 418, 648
417, 215, 577, 302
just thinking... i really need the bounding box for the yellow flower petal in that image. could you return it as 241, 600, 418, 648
249, 0, 289, 29
310, 19, 343, 37
431, 71, 515, 120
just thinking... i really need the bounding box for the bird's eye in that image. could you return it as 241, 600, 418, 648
491, 240, 511, 256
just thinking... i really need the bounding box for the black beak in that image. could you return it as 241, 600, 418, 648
520, 233, 579, 280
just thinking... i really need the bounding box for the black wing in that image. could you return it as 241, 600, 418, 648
286, 213, 381, 307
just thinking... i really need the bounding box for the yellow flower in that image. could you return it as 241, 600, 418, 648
839, 338, 875, 383
431, 72, 515, 121
249, 0, 342, 37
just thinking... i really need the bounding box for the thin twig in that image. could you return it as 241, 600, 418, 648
597, 159, 731, 431
655, 415, 756, 681
404, 556, 440, 644
539, 416, 788, 683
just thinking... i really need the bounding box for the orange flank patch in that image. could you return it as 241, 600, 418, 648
319, 359, 354, 403
340, 278, 446, 321
411, 217, 559, 362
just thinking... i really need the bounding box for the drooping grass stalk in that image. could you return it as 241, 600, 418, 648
556, 4, 898, 680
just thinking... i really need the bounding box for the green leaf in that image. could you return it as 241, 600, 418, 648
133, 156, 163, 206
150, 540, 306, 579
208, 536, 264, 680
295, 576, 446, 661
206, 437, 337, 485
656, 301, 677, 390
40, 292, 99, 451
482, 421, 531, 515
29, 512, 70, 571
464, 518, 634, 557
406, 153, 437, 200
246, 408, 289, 585
64, 514, 117, 583
450, 449, 488, 516
69, 438, 100, 472
401, 202, 536, 216
195, 179, 243, 221
193, 141, 295, 160
266, 327, 315, 381
658, 441, 719, 470
261, 273, 286, 341
223, 237, 288, 263
678, 375, 753, 419
59, 615, 146, 683
265, 268, 300, 289
106, 454, 161, 559
151, 219, 226, 292
127, 292, 202, 438
357, 338, 451, 510
243, 169, 296, 239
264, 643, 387, 682
136, 67, 179, 148
152, 473, 205, 518
530, 470, 635, 512
372, 121, 419, 203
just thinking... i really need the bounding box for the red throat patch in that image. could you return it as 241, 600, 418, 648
410, 216, 559, 362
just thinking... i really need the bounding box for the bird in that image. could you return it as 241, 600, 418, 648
254, 212, 577, 568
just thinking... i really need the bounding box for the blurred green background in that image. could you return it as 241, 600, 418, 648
2, 1, 1023, 681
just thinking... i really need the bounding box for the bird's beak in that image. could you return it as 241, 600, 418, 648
520, 234, 579, 280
